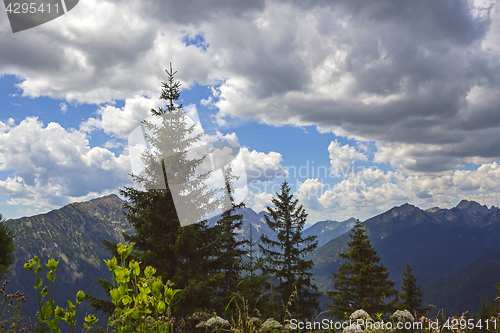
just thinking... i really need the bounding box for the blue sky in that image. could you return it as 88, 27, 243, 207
1, 0, 500, 223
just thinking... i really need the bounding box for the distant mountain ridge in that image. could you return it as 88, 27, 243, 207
310, 199, 500, 314
3, 195, 356, 324
302, 218, 357, 248
4, 195, 500, 318
4, 194, 132, 325
207, 207, 357, 249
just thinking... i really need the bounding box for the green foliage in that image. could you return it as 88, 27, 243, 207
238, 222, 272, 319
0, 215, 15, 280
259, 181, 320, 321
210, 166, 249, 315
105, 243, 180, 333
115, 64, 224, 317
23, 256, 96, 333
398, 263, 430, 318
328, 220, 398, 320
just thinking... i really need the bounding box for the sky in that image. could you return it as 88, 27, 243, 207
1, 0, 500, 224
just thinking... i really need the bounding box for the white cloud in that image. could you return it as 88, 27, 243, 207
204, 131, 239, 144
328, 140, 368, 170
241, 148, 288, 183
290, 161, 500, 221
2, 0, 500, 173
3, 0, 500, 219
60, 103, 68, 113
297, 178, 324, 211
246, 191, 273, 213
0, 117, 131, 210
80, 95, 164, 138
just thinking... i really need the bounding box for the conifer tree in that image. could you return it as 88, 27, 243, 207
238, 222, 271, 318
259, 181, 320, 320
399, 264, 430, 318
212, 165, 247, 310
90, 65, 226, 318
123, 64, 226, 316
328, 220, 398, 319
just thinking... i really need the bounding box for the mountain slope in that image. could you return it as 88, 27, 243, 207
310, 201, 500, 314
424, 248, 500, 313
302, 217, 356, 248
208, 208, 356, 251
4, 194, 131, 325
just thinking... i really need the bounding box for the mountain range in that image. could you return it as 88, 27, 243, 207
310, 199, 500, 314
3, 194, 133, 326
3, 195, 500, 321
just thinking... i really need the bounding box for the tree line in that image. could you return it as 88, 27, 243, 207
0, 65, 433, 326
85, 65, 429, 323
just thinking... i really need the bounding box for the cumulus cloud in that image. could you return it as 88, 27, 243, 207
0, 117, 131, 209
297, 178, 324, 211
3, 0, 500, 219
2, 0, 500, 173
80, 95, 164, 138
291, 161, 500, 221
204, 131, 239, 144
204, 0, 500, 173
241, 148, 288, 183
328, 140, 368, 170
246, 191, 274, 213
1, 0, 218, 103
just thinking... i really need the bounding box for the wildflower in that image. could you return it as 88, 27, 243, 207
129, 260, 141, 275
76, 290, 85, 304
104, 257, 118, 272
343, 324, 363, 333
391, 309, 415, 322
144, 266, 156, 277
261, 318, 283, 331
206, 316, 230, 326
46, 258, 59, 271
350, 309, 373, 321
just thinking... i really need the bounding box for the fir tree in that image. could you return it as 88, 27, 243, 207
259, 181, 320, 321
328, 220, 398, 319
89, 64, 226, 318
399, 264, 430, 318
211, 165, 247, 312
238, 222, 271, 319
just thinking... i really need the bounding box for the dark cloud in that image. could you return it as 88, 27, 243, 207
1, 0, 499, 174
208, 0, 500, 172
138, 0, 266, 25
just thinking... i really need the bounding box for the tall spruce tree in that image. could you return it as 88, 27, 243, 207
328, 220, 398, 319
238, 222, 271, 319
399, 264, 430, 318
259, 181, 320, 320
212, 165, 247, 310
90, 65, 227, 318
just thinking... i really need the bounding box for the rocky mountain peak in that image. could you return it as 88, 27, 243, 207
426, 207, 442, 213
390, 203, 420, 217
455, 199, 493, 218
